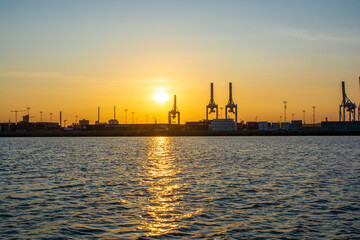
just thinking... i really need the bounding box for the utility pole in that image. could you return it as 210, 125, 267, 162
40, 111, 43, 122
75, 115, 78, 124
50, 113, 53, 122
312, 106, 316, 124
283, 101, 287, 122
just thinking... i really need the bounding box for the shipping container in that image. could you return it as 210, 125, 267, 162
281, 122, 291, 130
258, 121, 269, 131
247, 122, 258, 130
209, 119, 236, 131
270, 122, 280, 130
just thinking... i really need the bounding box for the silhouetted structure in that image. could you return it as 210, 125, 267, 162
312, 106, 316, 124
225, 82, 238, 123
206, 83, 218, 120
358, 77, 360, 121
283, 101, 287, 122
60, 111, 62, 127
339, 81, 356, 121
168, 95, 180, 124
11, 109, 26, 123
96, 106, 100, 124
108, 105, 119, 125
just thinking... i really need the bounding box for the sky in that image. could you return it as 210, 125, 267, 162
1, 0, 359, 124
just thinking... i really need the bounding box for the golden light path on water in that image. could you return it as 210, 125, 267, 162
138, 137, 200, 237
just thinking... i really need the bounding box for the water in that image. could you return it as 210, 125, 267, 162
0, 136, 359, 239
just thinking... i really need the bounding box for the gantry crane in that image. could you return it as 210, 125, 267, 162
225, 82, 238, 123
168, 95, 180, 124
206, 83, 218, 120
358, 76, 360, 121
339, 81, 357, 121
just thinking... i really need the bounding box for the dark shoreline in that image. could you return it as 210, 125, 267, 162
1, 130, 360, 137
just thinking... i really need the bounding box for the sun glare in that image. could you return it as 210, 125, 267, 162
153, 91, 169, 103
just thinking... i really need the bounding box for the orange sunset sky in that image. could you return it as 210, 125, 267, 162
1, 1, 359, 124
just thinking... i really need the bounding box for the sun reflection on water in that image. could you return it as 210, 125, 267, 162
138, 137, 184, 237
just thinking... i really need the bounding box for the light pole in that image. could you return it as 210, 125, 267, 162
312, 106, 316, 124
303, 110, 306, 124
40, 111, 43, 122
124, 109, 128, 124
283, 101, 287, 122
50, 113, 53, 122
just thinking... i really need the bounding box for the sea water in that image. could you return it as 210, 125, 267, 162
1, 136, 359, 239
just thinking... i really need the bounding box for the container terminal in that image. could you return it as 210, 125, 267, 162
2, 79, 360, 137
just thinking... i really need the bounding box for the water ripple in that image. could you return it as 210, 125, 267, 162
0, 136, 359, 239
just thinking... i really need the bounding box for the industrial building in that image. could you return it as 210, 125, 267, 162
2, 78, 360, 136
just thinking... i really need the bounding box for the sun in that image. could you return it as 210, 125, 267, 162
153, 91, 169, 103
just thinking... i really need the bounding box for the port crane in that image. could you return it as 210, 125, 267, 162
10, 110, 26, 123
225, 82, 238, 123
339, 81, 357, 121
206, 83, 218, 120
168, 95, 180, 124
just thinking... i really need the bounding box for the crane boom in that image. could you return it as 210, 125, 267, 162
10, 110, 26, 123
